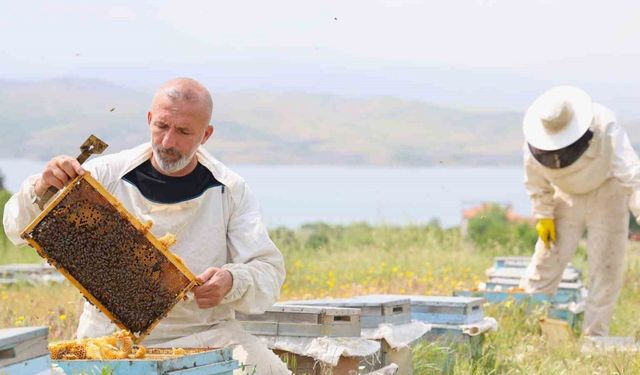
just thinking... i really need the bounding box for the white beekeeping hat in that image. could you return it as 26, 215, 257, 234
523, 86, 593, 151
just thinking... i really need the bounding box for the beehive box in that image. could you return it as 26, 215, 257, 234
283, 296, 412, 373
383, 295, 485, 325
493, 256, 578, 271
424, 324, 485, 344
287, 296, 411, 328
20, 173, 199, 342
455, 289, 552, 304
484, 278, 582, 303
454, 290, 582, 329
239, 304, 374, 374
351, 295, 413, 327
486, 267, 581, 284
54, 347, 238, 375
237, 304, 361, 337
0, 327, 50, 374
493, 256, 532, 269
420, 323, 485, 360
549, 306, 582, 330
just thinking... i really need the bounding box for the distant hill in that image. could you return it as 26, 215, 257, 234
0, 78, 638, 165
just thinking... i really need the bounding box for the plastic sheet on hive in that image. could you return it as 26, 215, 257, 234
21, 172, 199, 342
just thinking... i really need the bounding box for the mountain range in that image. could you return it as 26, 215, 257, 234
0, 78, 638, 166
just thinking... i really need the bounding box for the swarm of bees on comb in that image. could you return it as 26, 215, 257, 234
21, 173, 199, 344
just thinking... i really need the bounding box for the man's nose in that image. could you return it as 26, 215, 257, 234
162, 129, 177, 148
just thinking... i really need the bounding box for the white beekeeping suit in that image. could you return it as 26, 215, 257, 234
519, 86, 640, 336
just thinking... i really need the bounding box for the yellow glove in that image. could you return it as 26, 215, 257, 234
535, 218, 556, 249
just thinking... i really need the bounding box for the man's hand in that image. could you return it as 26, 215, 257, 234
192, 267, 233, 309
35, 156, 85, 197
535, 218, 556, 249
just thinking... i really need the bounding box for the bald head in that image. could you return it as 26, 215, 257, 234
151, 77, 213, 125
147, 77, 215, 176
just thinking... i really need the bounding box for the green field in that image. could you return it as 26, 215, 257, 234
2, 216, 640, 373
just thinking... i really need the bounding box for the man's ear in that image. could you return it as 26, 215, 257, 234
202, 124, 214, 144
147, 111, 152, 126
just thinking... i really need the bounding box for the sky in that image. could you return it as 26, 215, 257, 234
1, 0, 640, 116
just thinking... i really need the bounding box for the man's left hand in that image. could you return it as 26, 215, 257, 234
192, 267, 233, 309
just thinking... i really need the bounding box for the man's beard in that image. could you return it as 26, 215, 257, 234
151, 143, 194, 174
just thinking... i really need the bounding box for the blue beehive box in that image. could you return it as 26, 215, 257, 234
484, 278, 582, 303
454, 290, 582, 329
486, 266, 581, 284
493, 256, 533, 269
422, 323, 486, 360
549, 307, 582, 329
54, 347, 238, 375
454, 289, 551, 304
0, 326, 50, 375
493, 256, 578, 271
425, 324, 483, 342
377, 295, 485, 325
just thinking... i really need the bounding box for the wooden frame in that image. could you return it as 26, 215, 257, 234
20, 173, 200, 342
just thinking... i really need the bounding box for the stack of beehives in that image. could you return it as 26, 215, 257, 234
237, 303, 380, 374
456, 256, 585, 329
238, 294, 494, 375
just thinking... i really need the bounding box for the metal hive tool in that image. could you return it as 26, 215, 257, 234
21, 173, 200, 342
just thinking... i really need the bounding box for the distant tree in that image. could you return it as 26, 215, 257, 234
466, 204, 538, 255
0, 169, 4, 190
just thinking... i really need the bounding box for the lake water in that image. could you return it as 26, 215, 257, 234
0, 158, 531, 228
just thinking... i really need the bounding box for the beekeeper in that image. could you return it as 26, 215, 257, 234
3, 78, 289, 374
519, 85, 640, 336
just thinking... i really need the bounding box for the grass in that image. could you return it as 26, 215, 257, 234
2, 222, 640, 374
0, 241, 42, 265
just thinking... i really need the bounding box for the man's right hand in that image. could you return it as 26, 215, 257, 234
535, 218, 556, 249
35, 156, 85, 197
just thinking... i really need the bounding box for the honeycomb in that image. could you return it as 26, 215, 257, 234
21, 173, 198, 341
49, 330, 144, 360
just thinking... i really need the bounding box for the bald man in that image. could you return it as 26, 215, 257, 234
3, 78, 289, 374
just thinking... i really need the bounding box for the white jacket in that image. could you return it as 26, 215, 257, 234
2, 143, 286, 343
524, 103, 640, 220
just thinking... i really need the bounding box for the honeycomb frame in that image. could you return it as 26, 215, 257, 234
21, 172, 200, 342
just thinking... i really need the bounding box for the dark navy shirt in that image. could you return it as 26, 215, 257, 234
122, 159, 222, 204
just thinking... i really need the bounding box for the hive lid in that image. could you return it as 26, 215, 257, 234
377, 294, 486, 306
0, 326, 49, 348
21, 173, 199, 342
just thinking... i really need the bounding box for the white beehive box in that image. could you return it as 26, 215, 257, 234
236, 304, 361, 337
285, 295, 412, 328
